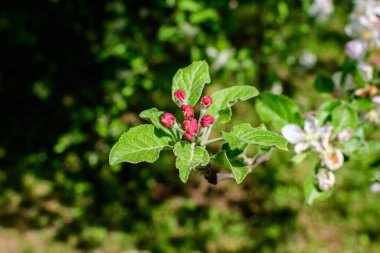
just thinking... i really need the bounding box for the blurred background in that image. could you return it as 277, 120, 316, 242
1, 0, 380, 252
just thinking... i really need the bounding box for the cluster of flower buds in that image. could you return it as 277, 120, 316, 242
160, 89, 215, 141
282, 116, 350, 191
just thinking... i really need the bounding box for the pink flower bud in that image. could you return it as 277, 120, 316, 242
201, 115, 215, 127
337, 129, 352, 142
201, 96, 213, 108
160, 112, 175, 127
174, 89, 186, 103
183, 119, 199, 135
181, 105, 194, 119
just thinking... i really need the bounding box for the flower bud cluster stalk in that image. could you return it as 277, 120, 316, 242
161, 89, 216, 143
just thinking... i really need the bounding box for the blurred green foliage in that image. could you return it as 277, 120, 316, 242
0, 0, 380, 252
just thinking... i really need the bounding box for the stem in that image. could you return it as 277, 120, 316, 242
195, 108, 207, 141
239, 153, 253, 165
198, 108, 206, 127
200, 119, 216, 145
247, 148, 274, 172
172, 123, 185, 134
205, 123, 213, 140
203, 137, 224, 145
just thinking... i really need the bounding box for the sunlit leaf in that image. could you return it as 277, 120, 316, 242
173, 142, 209, 183
109, 125, 172, 165
172, 61, 211, 106
206, 85, 259, 125
214, 151, 249, 184
221, 123, 288, 151
331, 105, 357, 133
315, 100, 341, 124
139, 108, 178, 140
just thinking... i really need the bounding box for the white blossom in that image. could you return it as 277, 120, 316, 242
332, 71, 354, 90
372, 95, 380, 104
317, 168, 336, 191
322, 148, 344, 170
206, 47, 233, 70
319, 125, 333, 150
345, 39, 368, 59
308, 0, 334, 22
299, 50, 317, 68
181, 22, 199, 38
357, 62, 374, 81
281, 117, 322, 153
281, 124, 305, 144
345, 0, 380, 48
318, 126, 344, 170
282, 117, 345, 171
365, 109, 380, 123
270, 82, 283, 95
370, 182, 380, 192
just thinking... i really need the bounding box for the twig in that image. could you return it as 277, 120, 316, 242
216, 173, 235, 182
247, 148, 274, 172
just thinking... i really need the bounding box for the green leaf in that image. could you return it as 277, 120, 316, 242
331, 105, 358, 133
214, 151, 249, 184
173, 142, 210, 183
189, 8, 219, 24
206, 85, 259, 125
314, 74, 335, 93
351, 98, 373, 111
315, 100, 341, 124
256, 92, 303, 130
109, 125, 172, 165
172, 61, 211, 106
221, 123, 288, 151
221, 143, 248, 158
304, 176, 333, 206
344, 138, 380, 164
139, 108, 178, 139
